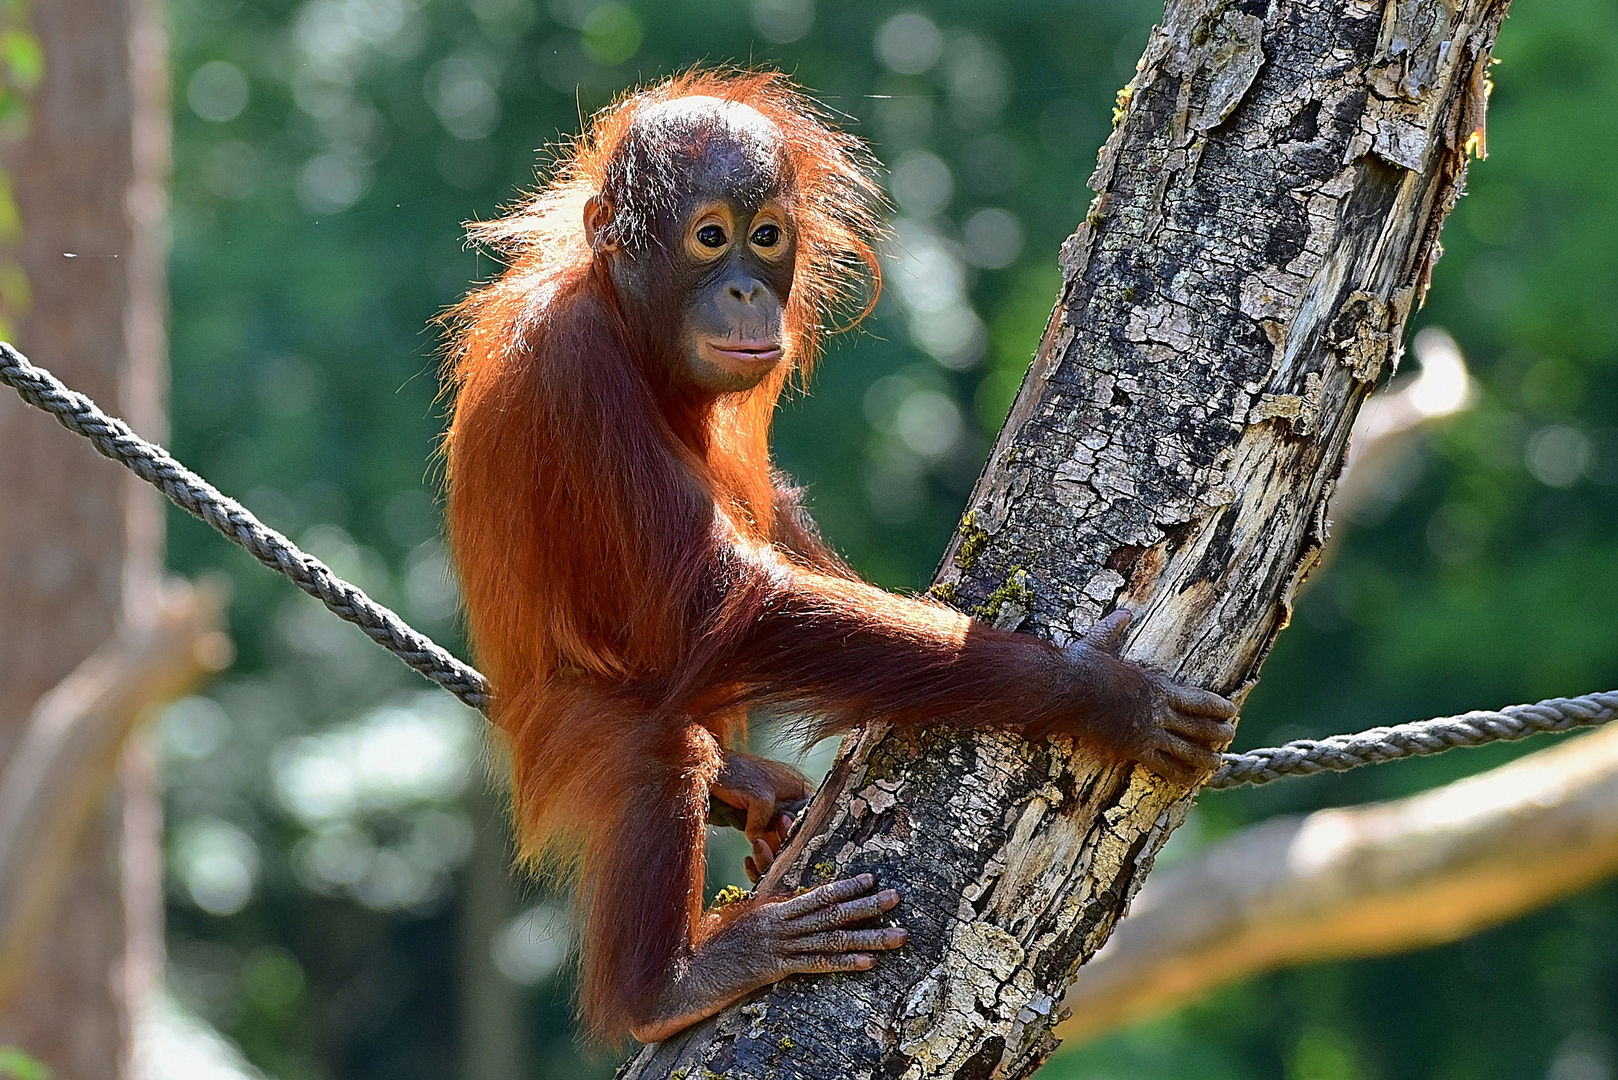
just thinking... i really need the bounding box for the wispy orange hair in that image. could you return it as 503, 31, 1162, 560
470, 68, 883, 367
439, 69, 884, 1039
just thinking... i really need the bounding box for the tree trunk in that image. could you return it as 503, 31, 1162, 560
458, 783, 529, 1080
0, 0, 169, 1074
622, 1, 1507, 1077
1056, 716, 1618, 1044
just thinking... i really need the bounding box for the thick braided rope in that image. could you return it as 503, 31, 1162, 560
1207, 690, 1618, 789
6, 340, 1613, 786
0, 341, 490, 712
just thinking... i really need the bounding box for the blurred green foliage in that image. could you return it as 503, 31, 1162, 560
0, 0, 36, 340
158, 0, 1618, 1077
0, 1048, 51, 1080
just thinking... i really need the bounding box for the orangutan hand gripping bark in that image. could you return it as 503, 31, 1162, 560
441, 70, 1237, 1045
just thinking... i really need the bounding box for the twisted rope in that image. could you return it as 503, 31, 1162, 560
1207, 690, 1618, 789
4, 340, 1612, 789
0, 341, 490, 712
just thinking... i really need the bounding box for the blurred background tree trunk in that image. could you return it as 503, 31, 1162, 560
457, 784, 527, 1080
0, 0, 169, 1074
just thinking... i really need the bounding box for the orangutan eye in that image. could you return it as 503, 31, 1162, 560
696, 224, 728, 249
751, 223, 781, 248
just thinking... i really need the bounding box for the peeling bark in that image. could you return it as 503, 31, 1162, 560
620, 1, 1508, 1077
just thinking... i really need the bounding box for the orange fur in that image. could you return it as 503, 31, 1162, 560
442, 70, 1088, 1042
442, 70, 883, 1040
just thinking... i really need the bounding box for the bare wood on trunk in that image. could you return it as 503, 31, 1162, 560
0, 0, 169, 1072
622, 1, 1507, 1077
0, 582, 225, 1005
1332, 326, 1472, 519
1059, 722, 1618, 1043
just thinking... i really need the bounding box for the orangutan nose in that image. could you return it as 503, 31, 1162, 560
726, 278, 765, 304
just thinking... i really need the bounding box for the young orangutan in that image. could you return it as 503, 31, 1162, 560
441, 70, 1236, 1044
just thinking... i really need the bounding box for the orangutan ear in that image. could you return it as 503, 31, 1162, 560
584, 195, 616, 251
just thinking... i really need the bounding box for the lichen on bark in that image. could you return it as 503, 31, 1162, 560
620, 1, 1510, 1077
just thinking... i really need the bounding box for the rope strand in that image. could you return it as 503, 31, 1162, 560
1207, 691, 1618, 789
4, 339, 1611, 787
0, 341, 490, 711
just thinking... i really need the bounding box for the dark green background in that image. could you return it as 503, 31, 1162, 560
158, 0, 1618, 1076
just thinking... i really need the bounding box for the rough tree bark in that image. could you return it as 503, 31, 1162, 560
0, 0, 169, 1074
1057, 717, 1618, 1043
622, 1, 1508, 1077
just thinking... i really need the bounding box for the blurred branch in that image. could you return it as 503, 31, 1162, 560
0, 579, 229, 1005
1058, 722, 1618, 1044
